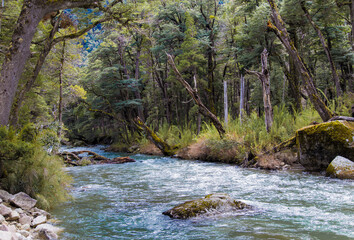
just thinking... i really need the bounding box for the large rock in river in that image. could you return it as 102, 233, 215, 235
326, 156, 354, 179
296, 120, 354, 171
163, 193, 250, 219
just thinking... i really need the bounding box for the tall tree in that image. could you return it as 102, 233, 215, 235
267, 0, 334, 122
300, 0, 342, 98
0, 0, 120, 126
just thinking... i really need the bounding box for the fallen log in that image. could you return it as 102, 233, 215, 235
328, 116, 354, 122
97, 156, 136, 164
60, 151, 80, 161
133, 117, 178, 156
70, 150, 109, 161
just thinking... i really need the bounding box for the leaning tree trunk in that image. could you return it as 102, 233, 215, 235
246, 48, 273, 132
267, 0, 334, 122
0, 0, 102, 126
300, 1, 342, 98
166, 53, 226, 138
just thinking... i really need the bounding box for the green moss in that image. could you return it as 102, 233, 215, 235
298, 121, 354, 145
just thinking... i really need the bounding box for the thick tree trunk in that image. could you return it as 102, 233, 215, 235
0, 2, 45, 126
166, 53, 225, 138
300, 1, 342, 98
0, 0, 101, 126
246, 48, 273, 132
267, 0, 334, 122
10, 12, 61, 126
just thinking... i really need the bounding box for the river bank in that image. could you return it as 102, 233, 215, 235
0, 190, 61, 240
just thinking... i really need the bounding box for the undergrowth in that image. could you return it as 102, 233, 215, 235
0, 124, 72, 210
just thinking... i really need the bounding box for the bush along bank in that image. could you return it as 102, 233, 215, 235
0, 190, 62, 240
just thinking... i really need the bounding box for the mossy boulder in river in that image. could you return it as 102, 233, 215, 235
296, 120, 354, 171
162, 193, 251, 219
326, 156, 354, 179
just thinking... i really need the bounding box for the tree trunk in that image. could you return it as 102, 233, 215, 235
134, 45, 145, 121
10, 12, 61, 126
300, 1, 342, 98
58, 41, 65, 139
224, 80, 228, 127
166, 53, 225, 138
239, 74, 245, 123
246, 48, 273, 132
0, 0, 102, 126
134, 117, 178, 156
267, 0, 334, 122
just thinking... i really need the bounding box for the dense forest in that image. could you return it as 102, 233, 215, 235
0, 0, 353, 208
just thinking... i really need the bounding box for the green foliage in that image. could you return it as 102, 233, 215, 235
156, 122, 196, 149
198, 105, 322, 155
0, 126, 72, 210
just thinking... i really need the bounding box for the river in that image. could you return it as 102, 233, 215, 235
52, 146, 354, 240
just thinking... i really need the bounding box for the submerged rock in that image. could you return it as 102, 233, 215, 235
163, 193, 250, 219
296, 120, 354, 171
326, 156, 354, 179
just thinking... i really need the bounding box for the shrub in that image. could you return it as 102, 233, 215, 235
0, 126, 72, 210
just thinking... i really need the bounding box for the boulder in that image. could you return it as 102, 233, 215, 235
0, 190, 14, 203
296, 121, 354, 171
0, 230, 17, 240
35, 223, 61, 240
326, 156, 354, 179
163, 193, 250, 219
0, 204, 12, 216
10, 192, 37, 210
38, 229, 58, 240
0, 214, 5, 223
31, 215, 47, 227
19, 215, 32, 226
6, 211, 20, 221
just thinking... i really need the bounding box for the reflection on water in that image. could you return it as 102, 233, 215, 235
53, 146, 354, 240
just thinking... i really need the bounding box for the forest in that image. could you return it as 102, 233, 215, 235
0, 0, 353, 211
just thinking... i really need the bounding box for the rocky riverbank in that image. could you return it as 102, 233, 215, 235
0, 190, 61, 240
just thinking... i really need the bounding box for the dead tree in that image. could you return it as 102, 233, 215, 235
246, 48, 273, 132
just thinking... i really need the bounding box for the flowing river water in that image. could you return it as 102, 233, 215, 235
52, 146, 354, 240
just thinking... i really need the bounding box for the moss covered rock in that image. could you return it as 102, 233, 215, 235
296, 120, 354, 171
326, 156, 354, 179
162, 193, 250, 219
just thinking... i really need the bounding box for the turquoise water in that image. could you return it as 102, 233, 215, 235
52, 146, 354, 240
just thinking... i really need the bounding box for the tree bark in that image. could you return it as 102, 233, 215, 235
246, 48, 273, 132
300, 1, 342, 98
0, 0, 103, 126
267, 0, 334, 122
166, 53, 225, 138
133, 117, 178, 156
239, 74, 245, 123
224, 80, 228, 127
58, 40, 65, 139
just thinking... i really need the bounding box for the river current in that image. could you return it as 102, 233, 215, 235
52, 146, 354, 240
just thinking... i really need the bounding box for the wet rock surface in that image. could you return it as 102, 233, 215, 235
326, 156, 354, 179
296, 120, 354, 171
163, 193, 251, 219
